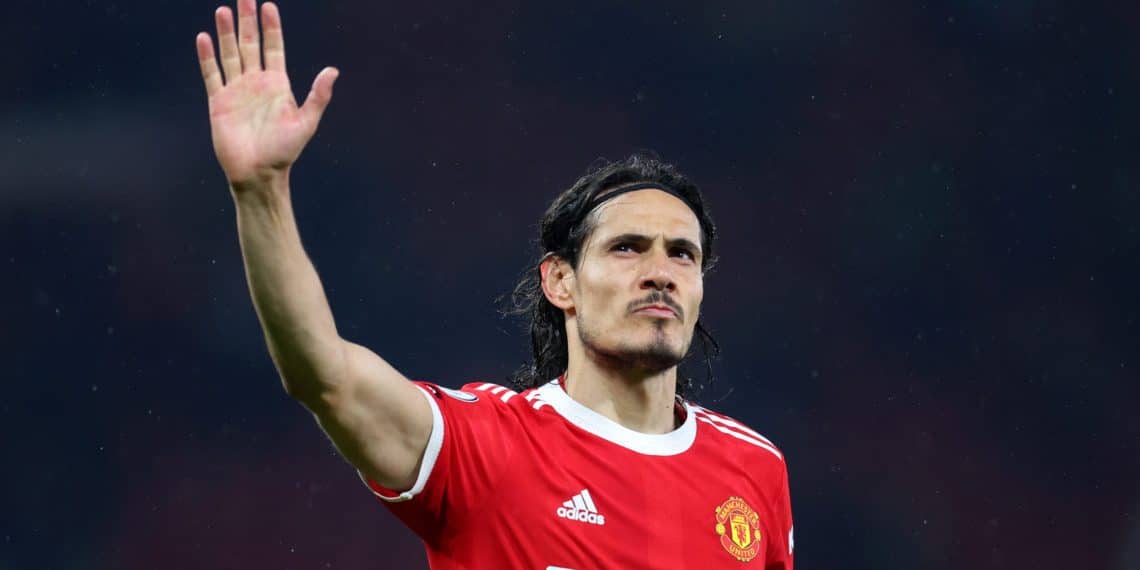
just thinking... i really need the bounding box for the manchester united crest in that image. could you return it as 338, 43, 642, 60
714, 496, 762, 562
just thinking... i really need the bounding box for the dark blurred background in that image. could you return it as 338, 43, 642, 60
3, 0, 1138, 568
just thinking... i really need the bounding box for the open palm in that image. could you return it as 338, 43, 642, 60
196, 0, 338, 187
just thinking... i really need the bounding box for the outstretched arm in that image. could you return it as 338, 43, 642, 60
196, 0, 432, 491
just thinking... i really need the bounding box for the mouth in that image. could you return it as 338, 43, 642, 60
634, 305, 678, 319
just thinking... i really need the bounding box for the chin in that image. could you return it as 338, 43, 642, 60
579, 318, 687, 371
619, 339, 685, 371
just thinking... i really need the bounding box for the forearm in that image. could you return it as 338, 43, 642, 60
232, 174, 346, 403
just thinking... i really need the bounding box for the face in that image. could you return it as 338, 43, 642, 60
551, 188, 705, 374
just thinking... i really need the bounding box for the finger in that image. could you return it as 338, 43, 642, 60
236, 0, 261, 72
215, 7, 241, 81
196, 32, 224, 97
261, 2, 286, 72
301, 67, 339, 128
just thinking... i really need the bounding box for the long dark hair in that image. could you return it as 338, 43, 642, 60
499, 152, 721, 400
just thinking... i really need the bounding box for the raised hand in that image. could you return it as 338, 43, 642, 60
196, 0, 338, 190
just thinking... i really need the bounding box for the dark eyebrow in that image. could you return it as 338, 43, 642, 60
603, 233, 702, 257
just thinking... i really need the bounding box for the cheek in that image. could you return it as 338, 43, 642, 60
578, 266, 624, 311
686, 284, 703, 326
684, 274, 703, 303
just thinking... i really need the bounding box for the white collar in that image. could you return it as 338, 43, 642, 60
535, 379, 696, 456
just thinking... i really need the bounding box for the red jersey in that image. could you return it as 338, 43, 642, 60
360, 377, 794, 569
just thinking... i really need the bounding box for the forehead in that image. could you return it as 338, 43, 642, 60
587, 188, 702, 243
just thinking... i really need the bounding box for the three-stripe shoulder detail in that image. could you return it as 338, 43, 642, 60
691, 406, 784, 462
469, 383, 553, 411
471, 382, 519, 404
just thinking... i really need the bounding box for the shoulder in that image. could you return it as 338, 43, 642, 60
410, 380, 521, 404
402, 381, 534, 445
688, 403, 786, 464
423, 381, 536, 415
457, 381, 525, 403
456, 381, 562, 412
403, 380, 528, 425
418, 380, 561, 421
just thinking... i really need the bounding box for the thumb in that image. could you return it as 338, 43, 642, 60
301, 67, 339, 127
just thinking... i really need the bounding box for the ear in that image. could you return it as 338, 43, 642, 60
539, 254, 576, 311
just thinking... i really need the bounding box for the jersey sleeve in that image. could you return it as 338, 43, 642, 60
766, 460, 795, 569
356, 381, 521, 544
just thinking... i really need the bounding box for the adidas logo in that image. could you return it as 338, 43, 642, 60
556, 489, 606, 526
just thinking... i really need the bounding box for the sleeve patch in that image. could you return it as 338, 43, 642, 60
439, 386, 479, 402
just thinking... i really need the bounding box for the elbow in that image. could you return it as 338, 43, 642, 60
282, 374, 345, 414
278, 342, 350, 410
279, 362, 344, 412
282, 375, 322, 406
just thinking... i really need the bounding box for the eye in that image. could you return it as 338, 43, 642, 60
612, 242, 636, 253
672, 248, 696, 261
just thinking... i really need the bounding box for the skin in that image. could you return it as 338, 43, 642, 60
541, 189, 705, 434
197, 0, 432, 493
195, 1, 699, 500
195, 0, 339, 189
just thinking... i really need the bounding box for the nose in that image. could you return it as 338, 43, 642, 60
639, 248, 676, 292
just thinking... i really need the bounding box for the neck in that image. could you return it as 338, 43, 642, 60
562, 349, 679, 434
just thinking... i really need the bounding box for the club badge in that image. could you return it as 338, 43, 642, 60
714, 496, 762, 562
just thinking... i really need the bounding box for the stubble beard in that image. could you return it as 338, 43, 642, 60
577, 312, 686, 375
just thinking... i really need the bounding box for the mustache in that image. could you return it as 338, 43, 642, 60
629, 292, 684, 320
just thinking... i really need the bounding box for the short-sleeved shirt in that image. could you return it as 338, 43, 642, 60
359, 377, 794, 569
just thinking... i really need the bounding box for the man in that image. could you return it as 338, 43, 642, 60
195, 1, 794, 567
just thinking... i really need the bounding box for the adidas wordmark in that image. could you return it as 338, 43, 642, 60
555, 489, 606, 526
